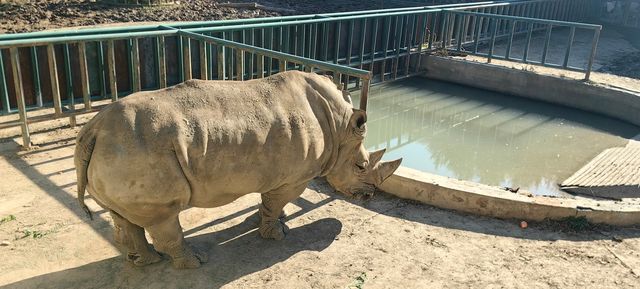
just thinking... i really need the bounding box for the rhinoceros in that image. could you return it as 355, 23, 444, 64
74, 70, 401, 269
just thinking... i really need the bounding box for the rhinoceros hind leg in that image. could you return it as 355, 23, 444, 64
258, 183, 306, 240
110, 211, 162, 267
146, 215, 208, 269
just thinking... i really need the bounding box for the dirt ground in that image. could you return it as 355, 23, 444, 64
0, 0, 426, 34
1, 115, 640, 288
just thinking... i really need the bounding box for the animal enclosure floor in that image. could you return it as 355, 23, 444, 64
1, 116, 640, 288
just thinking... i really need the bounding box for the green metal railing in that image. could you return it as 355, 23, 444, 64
0, 0, 605, 148
443, 10, 602, 79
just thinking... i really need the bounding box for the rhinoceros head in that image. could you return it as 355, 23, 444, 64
325, 108, 402, 199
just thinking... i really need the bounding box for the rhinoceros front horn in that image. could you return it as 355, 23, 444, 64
376, 158, 402, 185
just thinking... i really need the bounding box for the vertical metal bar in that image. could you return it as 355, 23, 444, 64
541, 25, 553, 64
359, 78, 370, 111
358, 19, 367, 70
207, 33, 213, 80
523, 22, 534, 63
248, 29, 254, 79
429, 12, 437, 50
487, 19, 498, 63
257, 53, 264, 78
96, 42, 107, 98
63, 44, 76, 127
585, 28, 600, 80
107, 40, 118, 101
236, 49, 244, 80
345, 20, 354, 88
267, 28, 274, 75
333, 21, 341, 64
369, 18, 379, 74
469, 14, 477, 49
183, 36, 192, 81
259, 27, 266, 74
416, 13, 428, 72
381, 16, 391, 82
455, 15, 463, 51
404, 15, 415, 76
311, 24, 318, 60
0, 50, 10, 114
473, 15, 482, 54
226, 32, 233, 79
563, 26, 576, 67
199, 40, 208, 80
322, 23, 329, 61
279, 58, 286, 73
217, 43, 225, 80
177, 36, 184, 82
131, 38, 141, 92
393, 15, 405, 79
156, 37, 167, 88
78, 42, 91, 110
9, 48, 30, 148
47, 44, 62, 116
505, 20, 516, 60
30, 47, 43, 107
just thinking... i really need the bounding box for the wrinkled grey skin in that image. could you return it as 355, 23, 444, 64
74, 71, 401, 269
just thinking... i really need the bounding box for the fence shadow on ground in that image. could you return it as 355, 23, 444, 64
1, 216, 342, 289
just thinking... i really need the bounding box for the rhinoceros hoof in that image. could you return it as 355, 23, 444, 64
171, 247, 208, 269
259, 220, 290, 240
127, 251, 162, 267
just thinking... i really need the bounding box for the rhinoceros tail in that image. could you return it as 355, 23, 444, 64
74, 126, 96, 221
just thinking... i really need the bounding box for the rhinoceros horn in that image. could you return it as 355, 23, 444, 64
369, 148, 386, 165
375, 158, 402, 185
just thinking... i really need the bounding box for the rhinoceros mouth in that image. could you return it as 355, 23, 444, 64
345, 183, 376, 201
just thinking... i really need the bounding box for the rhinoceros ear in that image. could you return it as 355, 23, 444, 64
350, 108, 367, 136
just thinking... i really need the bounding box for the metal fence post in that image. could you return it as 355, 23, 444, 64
585, 27, 600, 81
9, 48, 30, 148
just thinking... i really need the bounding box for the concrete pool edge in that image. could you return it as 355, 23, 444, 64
374, 56, 640, 225
379, 167, 640, 226
419, 55, 640, 127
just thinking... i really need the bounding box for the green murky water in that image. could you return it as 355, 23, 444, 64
353, 78, 639, 196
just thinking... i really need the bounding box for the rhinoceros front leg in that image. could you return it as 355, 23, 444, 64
259, 183, 307, 240
146, 215, 208, 269
110, 211, 162, 267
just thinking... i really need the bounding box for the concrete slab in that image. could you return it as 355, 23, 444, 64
561, 147, 640, 199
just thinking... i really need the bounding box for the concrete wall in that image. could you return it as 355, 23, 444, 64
379, 167, 640, 226
420, 56, 640, 127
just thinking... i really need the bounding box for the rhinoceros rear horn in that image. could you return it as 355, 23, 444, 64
368, 148, 386, 166
376, 158, 402, 184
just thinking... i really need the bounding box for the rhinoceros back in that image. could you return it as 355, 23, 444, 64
79, 71, 347, 209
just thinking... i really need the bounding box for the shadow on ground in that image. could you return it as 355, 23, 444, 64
1, 216, 342, 289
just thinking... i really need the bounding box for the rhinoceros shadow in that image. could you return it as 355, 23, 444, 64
1, 216, 341, 289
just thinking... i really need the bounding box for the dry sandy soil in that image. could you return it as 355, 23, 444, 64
0, 0, 435, 34
1, 115, 640, 288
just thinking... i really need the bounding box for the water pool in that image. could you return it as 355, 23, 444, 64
353, 78, 640, 196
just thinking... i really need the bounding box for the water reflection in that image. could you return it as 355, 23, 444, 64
353, 78, 639, 196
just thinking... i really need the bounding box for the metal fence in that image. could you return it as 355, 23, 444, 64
442, 10, 602, 79
0, 0, 606, 148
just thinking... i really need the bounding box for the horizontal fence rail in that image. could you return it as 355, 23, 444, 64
0, 0, 605, 148
443, 10, 602, 79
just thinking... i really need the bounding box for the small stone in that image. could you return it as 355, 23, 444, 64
612, 235, 623, 243
0, 241, 10, 246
